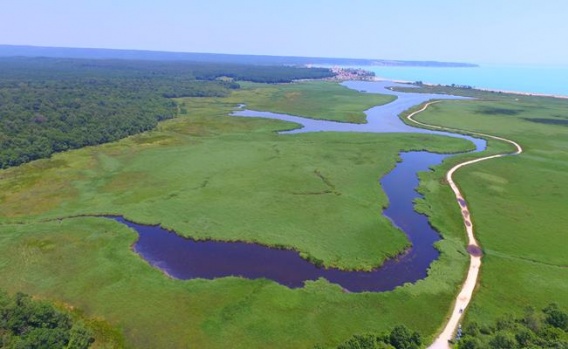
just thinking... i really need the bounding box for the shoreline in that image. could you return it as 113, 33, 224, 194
370, 76, 568, 100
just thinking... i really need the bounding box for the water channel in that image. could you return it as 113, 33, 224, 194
106, 81, 486, 292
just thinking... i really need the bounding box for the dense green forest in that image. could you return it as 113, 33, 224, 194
0, 57, 333, 168
0, 290, 94, 348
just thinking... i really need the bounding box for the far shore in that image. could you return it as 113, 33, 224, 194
371, 76, 568, 100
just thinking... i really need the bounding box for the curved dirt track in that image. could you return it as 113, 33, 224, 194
405, 101, 522, 349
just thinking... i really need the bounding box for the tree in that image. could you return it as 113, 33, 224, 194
544, 303, 568, 331
522, 306, 543, 333
337, 334, 388, 349
457, 336, 483, 349
0, 290, 94, 348
515, 328, 537, 347
388, 325, 422, 349
488, 331, 516, 349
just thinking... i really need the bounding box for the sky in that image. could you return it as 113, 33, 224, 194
1, 0, 567, 66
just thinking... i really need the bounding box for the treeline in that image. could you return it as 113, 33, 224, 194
457, 303, 568, 348
0, 58, 333, 168
325, 303, 568, 349
190, 63, 335, 83
318, 325, 422, 349
0, 290, 94, 348
0, 57, 334, 84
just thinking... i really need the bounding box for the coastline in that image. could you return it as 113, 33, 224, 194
372, 76, 568, 99
370, 76, 568, 100
475, 86, 568, 99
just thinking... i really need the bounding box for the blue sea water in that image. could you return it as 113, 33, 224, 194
351, 64, 568, 97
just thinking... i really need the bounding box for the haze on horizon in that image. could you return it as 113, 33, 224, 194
1, 0, 567, 66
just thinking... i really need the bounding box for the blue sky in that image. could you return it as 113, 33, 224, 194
1, 0, 567, 65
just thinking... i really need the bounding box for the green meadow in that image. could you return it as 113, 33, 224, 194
1, 80, 566, 348
0, 217, 470, 348
228, 81, 396, 123
0, 81, 476, 347
0, 82, 469, 271
407, 93, 568, 325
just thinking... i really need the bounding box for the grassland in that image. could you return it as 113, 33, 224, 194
2, 80, 565, 348
0, 81, 479, 348
0, 217, 472, 348
0, 82, 469, 271
227, 81, 396, 123
407, 94, 568, 326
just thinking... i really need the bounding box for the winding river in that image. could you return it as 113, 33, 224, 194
107, 81, 486, 292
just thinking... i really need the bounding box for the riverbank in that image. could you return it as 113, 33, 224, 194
99, 80, 485, 291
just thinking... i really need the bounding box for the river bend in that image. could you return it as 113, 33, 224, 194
108, 81, 486, 292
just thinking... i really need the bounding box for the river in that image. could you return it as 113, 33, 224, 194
106, 81, 486, 292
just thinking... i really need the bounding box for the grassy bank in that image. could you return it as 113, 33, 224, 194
229, 81, 396, 123
0, 216, 471, 348
0, 81, 478, 347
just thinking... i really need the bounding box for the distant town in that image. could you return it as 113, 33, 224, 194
328, 66, 376, 81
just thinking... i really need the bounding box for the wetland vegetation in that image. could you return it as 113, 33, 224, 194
0, 59, 567, 348
402, 88, 568, 345
0, 72, 474, 347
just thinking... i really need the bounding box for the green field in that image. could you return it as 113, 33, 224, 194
1, 80, 566, 348
0, 88, 472, 271
0, 81, 478, 347
407, 94, 568, 325
227, 81, 396, 123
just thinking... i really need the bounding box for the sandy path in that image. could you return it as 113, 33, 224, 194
405, 101, 522, 349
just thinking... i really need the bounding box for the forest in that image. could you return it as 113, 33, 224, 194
0, 290, 94, 348
0, 57, 333, 168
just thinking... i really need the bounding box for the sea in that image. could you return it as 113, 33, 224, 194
346, 64, 568, 97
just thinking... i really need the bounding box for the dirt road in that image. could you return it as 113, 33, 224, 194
405, 102, 522, 349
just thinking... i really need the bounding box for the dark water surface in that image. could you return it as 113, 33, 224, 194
108, 81, 486, 292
